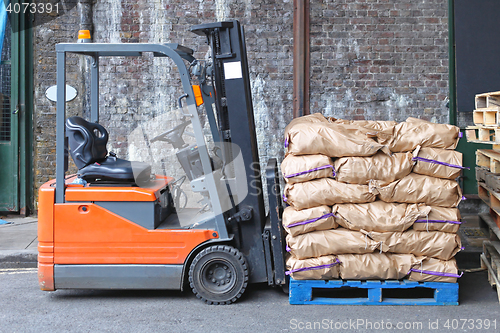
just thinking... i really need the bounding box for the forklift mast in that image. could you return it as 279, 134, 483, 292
192, 21, 284, 285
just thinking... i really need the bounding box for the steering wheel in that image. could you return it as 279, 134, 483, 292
150, 119, 192, 149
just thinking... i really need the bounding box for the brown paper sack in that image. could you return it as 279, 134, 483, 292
330, 118, 397, 131
333, 201, 429, 232
409, 258, 460, 283
334, 151, 413, 185
378, 117, 460, 152
371, 229, 462, 260
337, 253, 419, 280
286, 254, 340, 280
282, 205, 338, 237
284, 178, 376, 210
412, 147, 464, 180
285, 113, 330, 133
283, 113, 332, 150
281, 154, 334, 184
285, 116, 390, 157
413, 206, 461, 233
286, 228, 384, 260
371, 173, 463, 208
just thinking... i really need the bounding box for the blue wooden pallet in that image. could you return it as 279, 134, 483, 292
289, 279, 459, 305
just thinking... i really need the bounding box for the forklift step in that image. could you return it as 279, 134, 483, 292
289, 278, 459, 305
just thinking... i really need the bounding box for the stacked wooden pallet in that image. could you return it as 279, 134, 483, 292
476, 213, 500, 303
466, 91, 500, 302
467, 91, 500, 146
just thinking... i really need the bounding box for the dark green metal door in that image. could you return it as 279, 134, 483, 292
0, 8, 17, 212
0, 5, 32, 213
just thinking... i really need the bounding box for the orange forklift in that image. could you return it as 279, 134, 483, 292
38, 20, 286, 304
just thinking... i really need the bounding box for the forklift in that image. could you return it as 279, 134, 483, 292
38, 20, 286, 304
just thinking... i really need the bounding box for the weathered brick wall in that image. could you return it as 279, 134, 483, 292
87, 0, 294, 205
310, 0, 449, 123
32, 0, 449, 208
33, 0, 82, 205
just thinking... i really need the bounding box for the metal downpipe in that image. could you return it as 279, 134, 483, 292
293, 0, 310, 118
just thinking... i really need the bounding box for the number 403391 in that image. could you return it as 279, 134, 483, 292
6, 2, 59, 14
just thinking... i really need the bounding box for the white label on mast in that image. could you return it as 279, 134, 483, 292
223, 61, 242, 80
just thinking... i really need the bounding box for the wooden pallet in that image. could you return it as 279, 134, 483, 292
476, 167, 500, 191
466, 126, 500, 146
476, 149, 500, 173
477, 214, 500, 304
478, 183, 500, 217
477, 166, 491, 182
289, 279, 458, 305
476, 166, 489, 182
478, 213, 500, 242
486, 173, 500, 192
481, 241, 500, 303
476, 91, 500, 110
473, 109, 500, 126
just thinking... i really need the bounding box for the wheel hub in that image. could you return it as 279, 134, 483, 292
202, 260, 235, 293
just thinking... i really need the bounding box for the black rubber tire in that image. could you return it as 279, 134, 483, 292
188, 245, 248, 305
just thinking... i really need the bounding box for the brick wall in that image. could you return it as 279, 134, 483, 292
32, 0, 449, 208
310, 0, 449, 123
33, 0, 81, 201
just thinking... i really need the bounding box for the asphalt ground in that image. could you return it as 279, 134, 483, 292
0, 267, 498, 333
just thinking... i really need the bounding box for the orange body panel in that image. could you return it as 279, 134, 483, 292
65, 175, 174, 202
38, 183, 55, 290
37, 176, 218, 291
53, 203, 217, 264
38, 263, 55, 291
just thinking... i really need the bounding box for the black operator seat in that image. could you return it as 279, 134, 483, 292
66, 116, 151, 185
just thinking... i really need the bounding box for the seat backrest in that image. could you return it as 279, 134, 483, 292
66, 116, 108, 169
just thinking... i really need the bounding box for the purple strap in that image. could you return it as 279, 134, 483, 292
410, 268, 463, 278
284, 165, 336, 179
459, 132, 463, 138
286, 244, 291, 252
285, 258, 341, 275
412, 156, 470, 170
287, 213, 336, 228
282, 194, 287, 202
285, 138, 289, 148
414, 219, 462, 225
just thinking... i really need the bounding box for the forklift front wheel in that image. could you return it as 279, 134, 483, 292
188, 245, 248, 305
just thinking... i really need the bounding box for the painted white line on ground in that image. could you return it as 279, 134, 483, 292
0, 267, 37, 275
0, 270, 37, 275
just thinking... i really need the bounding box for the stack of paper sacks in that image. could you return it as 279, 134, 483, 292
283, 114, 464, 283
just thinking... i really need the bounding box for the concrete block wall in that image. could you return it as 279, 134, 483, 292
32, 0, 449, 207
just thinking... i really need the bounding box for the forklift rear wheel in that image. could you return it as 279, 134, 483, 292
189, 245, 248, 305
